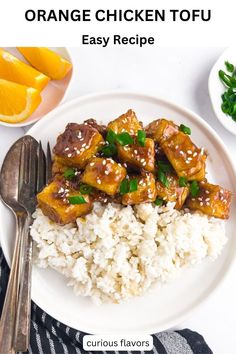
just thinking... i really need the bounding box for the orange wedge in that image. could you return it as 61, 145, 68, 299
0, 48, 50, 91
17, 47, 72, 80
0, 79, 41, 124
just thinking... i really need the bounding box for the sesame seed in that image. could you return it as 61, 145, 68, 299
192, 198, 196, 201
90, 162, 95, 166
205, 198, 210, 201
58, 187, 64, 193
187, 157, 192, 161
115, 170, 119, 175
205, 190, 210, 194
220, 189, 224, 194
200, 147, 204, 155
187, 150, 192, 154
118, 163, 122, 167
198, 197, 202, 201
206, 202, 210, 206
97, 179, 101, 185
175, 145, 179, 150
193, 152, 198, 157
179, 151, 184, 156
68, 153, 72, 157
103, 198, 108, 203
104, 170, 109, 175
81, 143, 86, 148
102, 160, 106, 165
200, 202, 203, 206
142, 162, 147, 166
223, 199, 227, 204
134, 150, 138, 154
64, 147, 69, 151
123, 163, 127, 168
186, 160, 190, 164
140, 158, 145, 163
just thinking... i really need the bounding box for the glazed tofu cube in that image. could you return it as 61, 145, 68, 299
122, 172, 157, 205
53, 123, 104, 168
81, 157, 126, 195
162, 132, 206, 181
145, 119, 179, 144
37, 179, 93, 225
118, 138, 155, 172
186, 182, 231, 219
107, 109, 142, 135
156, 173, 189, 209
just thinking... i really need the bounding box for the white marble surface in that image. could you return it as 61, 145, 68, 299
0, 47, 235, 354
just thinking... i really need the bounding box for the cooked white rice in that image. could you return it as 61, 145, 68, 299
31, 202, 227, 304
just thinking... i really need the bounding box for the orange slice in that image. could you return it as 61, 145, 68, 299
0, 79, 41, 124
17, 47, 72, 80
0, 48, 50, 91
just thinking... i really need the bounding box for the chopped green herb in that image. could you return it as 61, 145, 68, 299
106, 129, 117, 144
137, 130, 146, 147
179, 176, 188, 187
79, 184, 93, 195
63, 168, 76, 179
68, 196, 87, 204
179, 124, 191, 135
157, 161, 172, 173
154, 198, 163, 206
219, 70, 236, 88
225, 61, 235, 73
190, 181, 200, 197
116, 132, 134, 146
158, 169, 170, 188
119, 179, 129, 195
100, 143, 117, 157
129, 178, 138, 192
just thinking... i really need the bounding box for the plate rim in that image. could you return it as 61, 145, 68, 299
1, 90, 236, 334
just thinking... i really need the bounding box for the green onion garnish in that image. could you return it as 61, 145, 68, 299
119, 179, 129, 195
219, 70, 236, 88
190, 181, 200, 197
179, 124, 191, 135
154, 198, 163, 206
79, 184, 93, 195
137, 130, 146, 147
157, 161, 172, 173
225, 61, 235, 73
106, 129, 117, 144
179, 176, 188, 187
129, 178, 138, 192
63, 168, 76, 179
158, 169, 170, 188
68, 196, 87, 204
100, 143, 117, 157
116, 132, 134, 146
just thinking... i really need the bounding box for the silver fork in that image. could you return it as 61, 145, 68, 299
14, 140, 51, 352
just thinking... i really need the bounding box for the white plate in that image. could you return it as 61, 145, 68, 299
208, 47, 236, 135
1, 91, 236, 334
0, 47, 74, 128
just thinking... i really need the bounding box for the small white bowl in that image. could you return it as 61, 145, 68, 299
208, 47, 236, 135
0, 47, 74, 128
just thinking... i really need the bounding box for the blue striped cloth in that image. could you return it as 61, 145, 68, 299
0, 249, 213, 354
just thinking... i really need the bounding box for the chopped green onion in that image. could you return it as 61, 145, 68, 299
190, 181, 200, 197
158, 170, 170, 188
157, 161, 172, 173
106, 129, 117, 144
79, 184, 93, 195
225, 61, 235, 73
68, 196, 87, 204
179, 176, 188, 187
129, 178, 138, 192
100, 143, 117, 157
116, 132, 134, 146
137, 130, 146, 147
179, 124, 191, 135
119, 179, 129, 195
154, 198, 163, 206
63, 168, 76, 179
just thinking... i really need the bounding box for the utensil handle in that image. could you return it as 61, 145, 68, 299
0, 211, 27, 354
14, 219, 33, 352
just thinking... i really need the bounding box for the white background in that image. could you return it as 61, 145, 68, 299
0, 47, 236, 354
0, 0, 235, 46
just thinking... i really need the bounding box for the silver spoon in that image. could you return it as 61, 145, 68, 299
0, 137, 28, 354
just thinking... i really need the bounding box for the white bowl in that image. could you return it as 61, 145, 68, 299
0, 47, 74, 128
208, 47, 236, 135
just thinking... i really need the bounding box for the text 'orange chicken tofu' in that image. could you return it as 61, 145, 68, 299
122, 172, 157, 205
53, 123, 104, 168
156, 173, 189, 210
81, 157, 127, 195
37, 179, 93, 225
186, 181, 231, 219
107, 109, 142, 134
118, 137, 155, 172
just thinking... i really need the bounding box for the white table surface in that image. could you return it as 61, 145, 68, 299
0, 47, 235, 354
